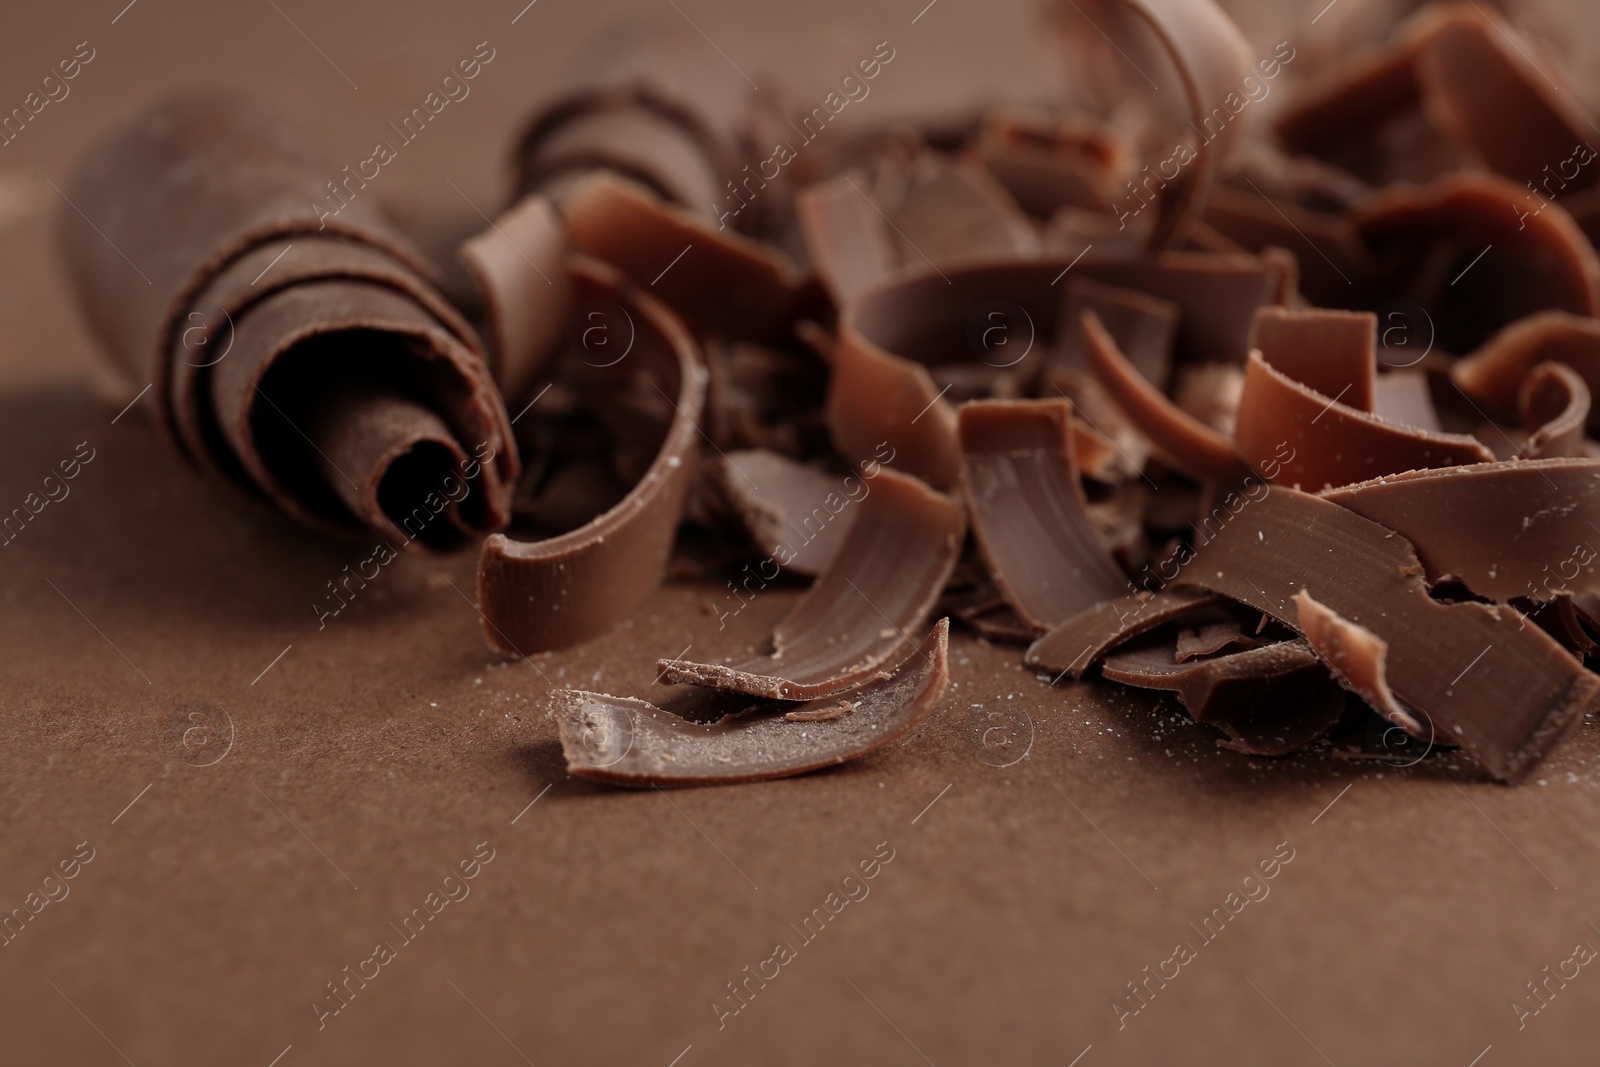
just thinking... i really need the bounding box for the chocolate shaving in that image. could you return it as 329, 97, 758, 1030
1322, 458, 1600, 604
1024, 588, 1223, 676
1236, 350, 1493, 490
1518, 362, 1590, 459
1081, 309, 1251, 483
1452, 311, 1600, 431
1170, 484, 1599, 781
555, 619, 949, 786
958, 399, 1127, 631
656, 469, 965, 699
58, 92, 518, 544
1250, 307, 1378, 413
477, 257, 705, 654
705, 450, 861, 577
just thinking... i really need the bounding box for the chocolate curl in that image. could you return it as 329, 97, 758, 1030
1249, 307, 1378, 412
958, 399, 1128, 632
705, 451, 860, 578
830, 254, 1289, 489
457, 194, 570, 405
510, 23, 775, 228
1080, 309, 1252, 483
1100, 636, 1346, 756
1517, 362, 1589, 459
477, 258, 706, 655
553, 619, 949, 787
656, 469, 965, 700
1044, 0, 1255, 248
1024, 588, 1223, 677
1353, 172, 1600, 353
58, 92, 517, 545
1452, 310, 1600, 430
1170, 484, 1598, 782
1322, 458, 1600, 604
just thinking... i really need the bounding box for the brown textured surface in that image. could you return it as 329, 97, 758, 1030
11, 2, 1600, 1066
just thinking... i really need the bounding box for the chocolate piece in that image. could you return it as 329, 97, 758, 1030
457, 195, 570, 405
58, 92, 518, 544
1250, 307, 1377, 413
554, 619, 949, 786
1024, 588, 1223, 676
1080, 309, 1251, 483
1294, 590, 1421, 733
1100, 636, 1345, 754
1174, 616, 1259, 661
1043, 0, 1254, 248
1170, 484, 1599, 780
559, 174, 804, 342
477, 257, 704, 654
831, 253, 1287, 488
1519, 362, 1589, 460
1236, 351, 1493, 490
657, 469, 965, 700
958, 399, 1127, 632
1057, 278, 1178, 389
1452, 311, 1600, 431
705, 450, 860, 577
796, 173, 899, 306
1322, 458, 1600, 604
1353, 173, 1600, 354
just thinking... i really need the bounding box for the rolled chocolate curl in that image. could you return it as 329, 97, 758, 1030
497, 26, 806, 342
58, 92, 517, 550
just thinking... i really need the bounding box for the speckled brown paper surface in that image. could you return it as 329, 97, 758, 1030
4, 2, 1600, 1065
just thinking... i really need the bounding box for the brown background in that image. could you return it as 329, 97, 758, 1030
3, 1, 1600, 1064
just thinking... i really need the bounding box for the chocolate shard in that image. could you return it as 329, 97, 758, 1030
1080, 309, 1252, 483
1024, 588, 1223, 677
58, 92, 518, 544
477, 257, 705, 655
1057, 277, 1178, 389
1235, 351, 1493, 490
958, 399, 1128, 632
1100, 636, 1346, 755
1321, 458, 1600, 604
706, 451, 861, 578
457, 194, 571, 404
1170, 484, 1600, 781
1452, 311, 1600, 431
1294, 590, 1422, 734
657, 469, 965, 700
554, 619, 949, 787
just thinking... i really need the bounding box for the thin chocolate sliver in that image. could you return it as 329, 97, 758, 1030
1171, 485, 1599, 781
657, 469, 965, 700
958, 398, 1128, 631
1080, 309, 1250, 484
1024, 588, 1222, 677
554, 619, 949, 787
477, 257, 705, 654
1452, 311, 1600, 431
1518, 362, 1589, 460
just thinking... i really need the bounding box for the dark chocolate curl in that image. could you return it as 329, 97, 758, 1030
1172, 484, 1599, 782
1518, 362, 1589, 460
58, 91, 517, 545
1045, 0, 1255, 248
554, 619, 949, 787
656, 469, 965, 700
958, 399, 1128, 632
477, 258, 705, 654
